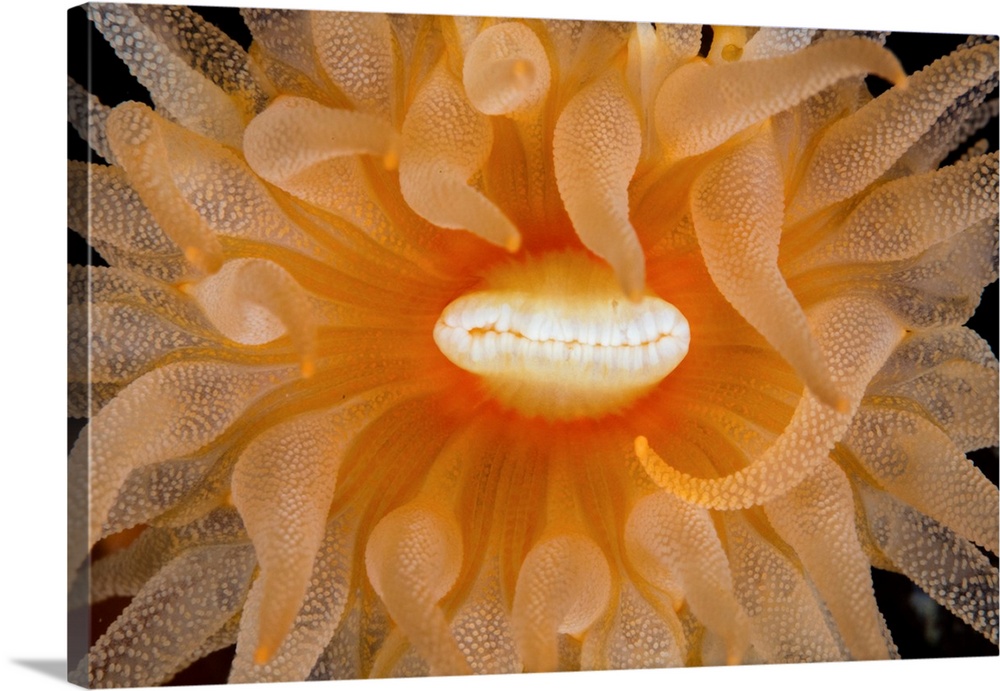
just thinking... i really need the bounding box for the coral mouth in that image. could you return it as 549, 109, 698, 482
433, 251, 690, 420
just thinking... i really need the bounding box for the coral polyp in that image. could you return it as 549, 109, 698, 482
68, 4, 998, 686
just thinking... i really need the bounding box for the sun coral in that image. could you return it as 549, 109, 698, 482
67, 4, 999, 686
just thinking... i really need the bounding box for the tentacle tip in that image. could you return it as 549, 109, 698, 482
382, 148, 399, 171
833, 394, 851, 414
634, 435, 649, 460
300, 358, 316, 379
184, 246, 222, 275
253, 645, 273, 666
512, 59, 530, 78
505, 232, 523, 253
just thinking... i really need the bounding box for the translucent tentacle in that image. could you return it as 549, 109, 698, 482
72, 360, 295, 563
742, 27, 818, 61
807, 152, 999, 267
872, 326, 999, 452
625, 491, 749, 664
73, 545, 256, 688
846, 405, 999, 554
87, 3, 272, 147
722, 513, 844, 662
635, 296, 902, 509
510, 534, 611, 673
105, 102, 224, 274
860, 485, 999, 644
398, 66, 520, 252
364, 502, 470, 675
311, 11, 395, 116
655, 37, 904, 160
765, 459, 891, 660
243, 96, 400, 188
691, 129, 844, 409
187, 258, 317, 376
68, 77, 115, 164
463, 22, 551, 116
792, 41, 999, 217
230, 511, 358, 681
554, 71, 645, 297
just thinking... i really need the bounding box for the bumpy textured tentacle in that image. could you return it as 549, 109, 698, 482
229, 511, 358, 681
510, 534, 612, 672
68, 77, 116, 164
691, 129, 843, 409
625, 492, 749, 663
72, 545, 256, 687
243, 97, 399, 185
859, 485, 999, 644
398, 66, 521, 252
655, 37, 904, 160
554, 72, 645, 297
365, 502, 470, 675
311, 12, 395, 116
463, 22, 551, 116
581, 582, 685, 669
636, 296, 902, 509
804, 152, 999, 268
74, 360, 295, 561
742, 27, 818, 61
723, 513, 845, 662
792, 41, 999, 218
105, 103, 224, 274
872, 326, 1000, 452
188, 258, 317, 376
846, 405, 999, 554
87, 3, 273, 147
765, 458, 892, 660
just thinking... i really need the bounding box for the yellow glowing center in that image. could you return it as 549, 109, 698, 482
433, 252, 690, 420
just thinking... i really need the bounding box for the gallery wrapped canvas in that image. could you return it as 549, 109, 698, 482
68, 3, 998, 687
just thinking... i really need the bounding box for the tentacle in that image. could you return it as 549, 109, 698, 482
68, 77, 115, 164
742, 27, 818, 61
554, 71, 645, 297
72, 360, 296, 563
691, 128, 843, 409
311, 11, 395, 116
871, 326, 999, 452
240, 9, 319, 84
398, 66, 521, 252
105, 103, 224, 274
463, 22, 551, 117
859, 485, 999, 644
231, 387, 407, 664
230, 511, 358, 681
635, 296, 902, 509
243, 96, 400, 187
72, 544, 256, 688
764, 458, 891, 660
625, 491, 748, 664
581, 581, 685, 670
846, 405, 999, 554
655, 37, 904, 160
722, 513, 844, 662
87, 3, 273, 147
68, 161, 176, 258
791, 41, 998, 218
187, 258, 317, 376
510, 534, 612, 673
805, 152, 999, 267
364, 502, 470, 675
